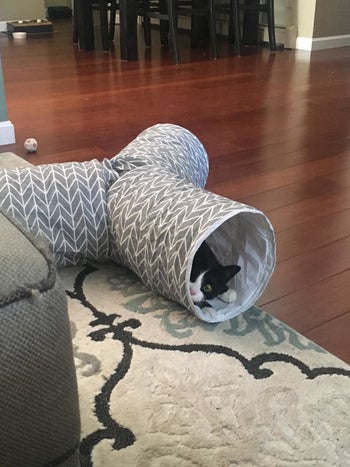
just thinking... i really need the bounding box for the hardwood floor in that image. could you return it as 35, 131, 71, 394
1, 20, 349, 363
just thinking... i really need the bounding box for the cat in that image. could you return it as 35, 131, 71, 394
189, 240, 241, 309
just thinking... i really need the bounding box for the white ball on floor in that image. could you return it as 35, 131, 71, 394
24, 138, 38, 152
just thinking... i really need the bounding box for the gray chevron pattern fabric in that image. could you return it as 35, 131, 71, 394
0, 124, 275, 322
0, 160, 110, 267
108, 124, 209, 188
108, 166, 275, 323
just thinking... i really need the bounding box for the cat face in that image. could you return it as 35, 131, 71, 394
190, 265, 241, 303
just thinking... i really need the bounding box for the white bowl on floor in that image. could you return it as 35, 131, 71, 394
12, 32, 27, 39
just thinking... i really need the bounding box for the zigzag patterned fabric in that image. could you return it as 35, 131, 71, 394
0, 124, 275, 322
108, 166, 275, 322
108, 123, 209, 188
0, 160, 111, 267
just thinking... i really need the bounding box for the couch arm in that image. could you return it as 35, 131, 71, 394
0, 210, 80, 467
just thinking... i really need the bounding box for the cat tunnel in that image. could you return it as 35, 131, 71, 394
0, 124, 275, 323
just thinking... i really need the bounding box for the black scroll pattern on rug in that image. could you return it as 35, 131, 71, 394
66, 265, 350, 466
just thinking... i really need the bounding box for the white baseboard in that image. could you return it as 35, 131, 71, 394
296, 34, 350, 51
0, 121, 16, 145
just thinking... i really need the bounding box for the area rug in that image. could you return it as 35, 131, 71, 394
60, 263, 350, 466
1, 153, 350, 466
0, 151, 32, 169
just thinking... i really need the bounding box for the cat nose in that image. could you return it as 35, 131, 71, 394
190, 289, 196, 296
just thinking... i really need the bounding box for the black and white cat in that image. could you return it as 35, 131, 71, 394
190, 241, 241, 309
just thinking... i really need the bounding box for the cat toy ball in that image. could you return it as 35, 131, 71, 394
24, 138, 38, 153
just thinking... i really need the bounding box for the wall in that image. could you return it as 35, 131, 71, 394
0, 0, 46, 21
261, 0, 350, 50
297, 0, 350, 50
275, 0, 297, 27
0, 57, 15, 145
260, 0, 298, 49
297, 0, 316, 39
44, 0, 71, 8
216, 0, 298, 47
314, 0, 350, 37
0, 58, 8, 122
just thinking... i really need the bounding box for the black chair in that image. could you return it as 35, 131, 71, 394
73, 0, 119, 51
217, 0, 276, 56
142, 0, 180, 63
141, 0, 218, 64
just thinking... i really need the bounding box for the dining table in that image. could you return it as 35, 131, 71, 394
75, 0, 260, 61
76, 0, 138, 60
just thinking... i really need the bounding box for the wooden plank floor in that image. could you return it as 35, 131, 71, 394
1, 20, 349, 363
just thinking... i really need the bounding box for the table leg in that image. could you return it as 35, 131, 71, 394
160, 0, 169, 45
242, 0, 260, 45
190, 0, 209, 48
119, 0, 138, 60
76, 0, 95, 50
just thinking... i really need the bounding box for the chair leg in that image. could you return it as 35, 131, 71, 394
231, 0, 241, 56
267, 0, 276, 51
228, 12, 234, 44
99, 0, 111, 51
143, 0, 152, 46
208, 0, 218, 59
160, 20, 170, 45
144, 17, 152, 46
109, 0, 117, 40
73, 0, 79, 43
167, 0, 180, 64
160, 0, 169, 45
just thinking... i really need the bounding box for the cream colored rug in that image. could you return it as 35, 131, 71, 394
0, 152, 32, 169
60, 263, 350, 467
1, 153, 350, 466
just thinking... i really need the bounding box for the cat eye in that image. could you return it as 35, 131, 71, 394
202, 284, 213, 292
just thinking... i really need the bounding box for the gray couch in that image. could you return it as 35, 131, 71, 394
0, 209, 80, 467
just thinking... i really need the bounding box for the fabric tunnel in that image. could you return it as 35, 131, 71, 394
107, 165, 275, 322
0, 160, 115, 267
0, 124, 276, 322
108, 123, 209, 188
107, 123, 275, 322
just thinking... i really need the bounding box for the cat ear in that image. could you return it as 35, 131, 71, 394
223, 265, 241, 282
